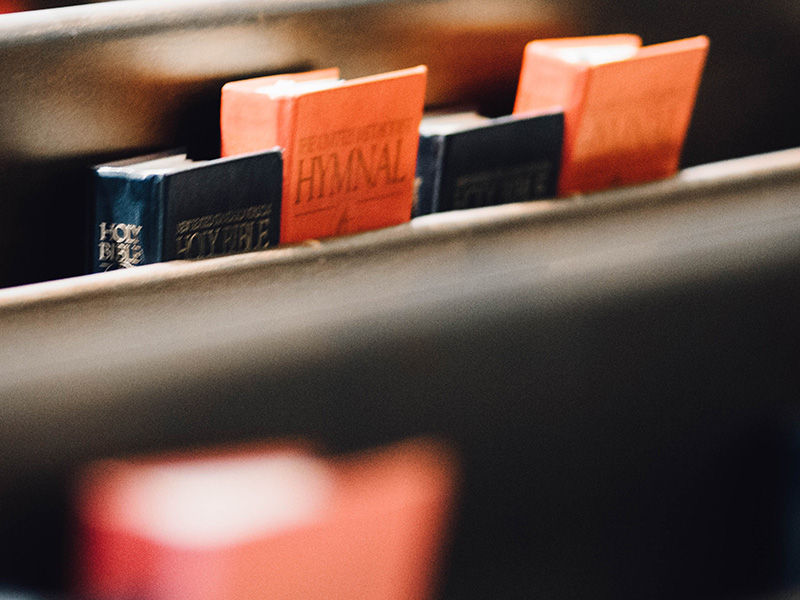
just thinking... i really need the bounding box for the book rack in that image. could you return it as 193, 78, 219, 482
4, 148, 800, 598
2, 1, 800, 598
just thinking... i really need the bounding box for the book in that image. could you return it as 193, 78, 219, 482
74, 439, 457, 600
90, 149, 282, 272
220, 66, 427, 244
513, 34, 709, 195
414, 109, 563, 216
0, 1, 24, 14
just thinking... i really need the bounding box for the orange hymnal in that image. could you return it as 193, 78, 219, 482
513, 34, 709, 195
221, 67, 427, 244
75, 439, 457, 600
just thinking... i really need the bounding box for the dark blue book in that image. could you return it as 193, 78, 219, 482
90, 149, 282, 272
414, 110, 563, 216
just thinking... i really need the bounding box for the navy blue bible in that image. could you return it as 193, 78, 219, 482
414, 110, 563, 216
90, 149, 282, 272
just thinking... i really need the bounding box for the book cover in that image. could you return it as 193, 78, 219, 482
415, 110, 563, 216
74, 439, 457, 600
513, 35, 709, 195
221, 66, 427, 244
90, 149, 282, 272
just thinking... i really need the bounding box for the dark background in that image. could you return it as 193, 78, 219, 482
3, 2, 800, 600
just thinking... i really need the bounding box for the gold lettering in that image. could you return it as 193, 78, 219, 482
238, 223, 253, 252
220, 225, 235, 253
98, 222, 114, 242
256, 219, 272, 249
116, 242, 131, 263
129, 244, 143, 265
98, 241, 114, 261
175, 234, 188, 259
206, 228, 220, 256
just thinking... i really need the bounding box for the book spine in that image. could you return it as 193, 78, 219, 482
91, 173, 165, 272
555, 66, 590, 196
161, 150, 283, 261
413, 134, 445, 217
277, 95, 296, 243
427, 114, 563, 213
220, 87, 283, 157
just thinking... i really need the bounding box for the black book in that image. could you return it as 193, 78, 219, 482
90, 149, 282, 272
414, 110, 563, 216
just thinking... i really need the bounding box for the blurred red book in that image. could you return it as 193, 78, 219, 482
514, 34, 709, 195
221, 67, 427, 244
75, 439, 457, 600
0, 0, 25, 13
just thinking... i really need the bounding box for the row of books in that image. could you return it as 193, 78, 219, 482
90, 34, 709, 273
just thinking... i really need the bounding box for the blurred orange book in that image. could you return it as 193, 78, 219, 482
0, 0, 25, 13
221, 67, 427, 244
513, 34, 709, 195
75, 439, 457, 600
